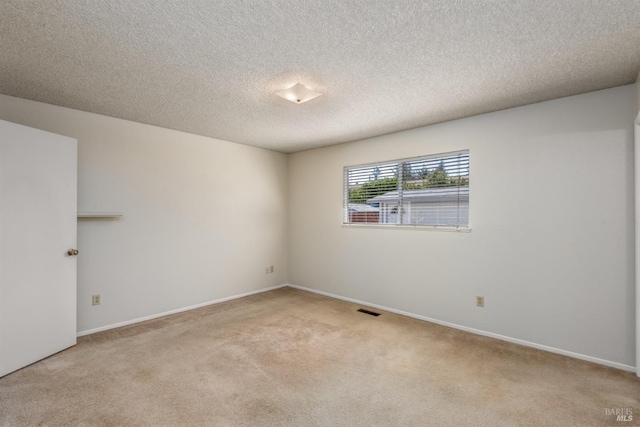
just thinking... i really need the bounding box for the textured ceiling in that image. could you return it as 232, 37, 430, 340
1, 1, 639, 153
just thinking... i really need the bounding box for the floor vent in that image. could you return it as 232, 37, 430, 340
357, 308, 381, 317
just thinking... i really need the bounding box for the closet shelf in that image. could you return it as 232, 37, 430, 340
77, 212, 123, 218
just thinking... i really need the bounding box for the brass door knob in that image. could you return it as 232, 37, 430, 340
67, 249, 79, 256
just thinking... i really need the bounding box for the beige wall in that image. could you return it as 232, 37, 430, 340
288, 85, 636, 369
0, 94, 289, 334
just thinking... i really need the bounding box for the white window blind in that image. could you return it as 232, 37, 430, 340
344, 150, 469, 228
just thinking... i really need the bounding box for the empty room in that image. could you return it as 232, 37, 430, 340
1, 1, 640, 426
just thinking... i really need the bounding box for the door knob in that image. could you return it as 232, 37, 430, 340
67, 249, 79, 256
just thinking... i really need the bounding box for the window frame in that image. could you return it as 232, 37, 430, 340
343, 150, 471, 231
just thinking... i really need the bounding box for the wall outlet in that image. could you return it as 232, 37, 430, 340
92, 294, 101, 306
476, 296, 484, 307
269, 265, 274, 273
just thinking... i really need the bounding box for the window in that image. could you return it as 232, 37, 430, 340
343, 150, 469, 229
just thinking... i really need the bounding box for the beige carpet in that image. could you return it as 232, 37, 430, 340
1, 287, 638, 426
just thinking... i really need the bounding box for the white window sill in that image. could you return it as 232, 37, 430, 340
342, 223, 471, 232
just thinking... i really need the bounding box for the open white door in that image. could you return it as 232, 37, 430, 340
0, 119, 77, 377
634, 73, 639, 378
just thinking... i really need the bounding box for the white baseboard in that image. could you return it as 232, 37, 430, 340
286, 284, 637, 373
77, 284, 288, 337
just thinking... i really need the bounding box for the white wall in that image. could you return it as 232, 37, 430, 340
636, 70, 640, 115
0, 95, 288, 334
289, 85, 636, 369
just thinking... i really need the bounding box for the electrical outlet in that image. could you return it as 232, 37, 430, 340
269, 265, 274, 273
476, 296, 484, 307
92, 294, 101, 306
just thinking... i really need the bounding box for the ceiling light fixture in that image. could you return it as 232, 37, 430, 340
275, 83, 322, 104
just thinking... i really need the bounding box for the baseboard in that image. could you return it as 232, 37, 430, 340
77, 284, 288, 337
285, 284, 637, 373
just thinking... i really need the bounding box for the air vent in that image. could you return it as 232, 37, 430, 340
357, 308, 381, 317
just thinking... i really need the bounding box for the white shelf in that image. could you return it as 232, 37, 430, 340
77, 212, 123, 218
